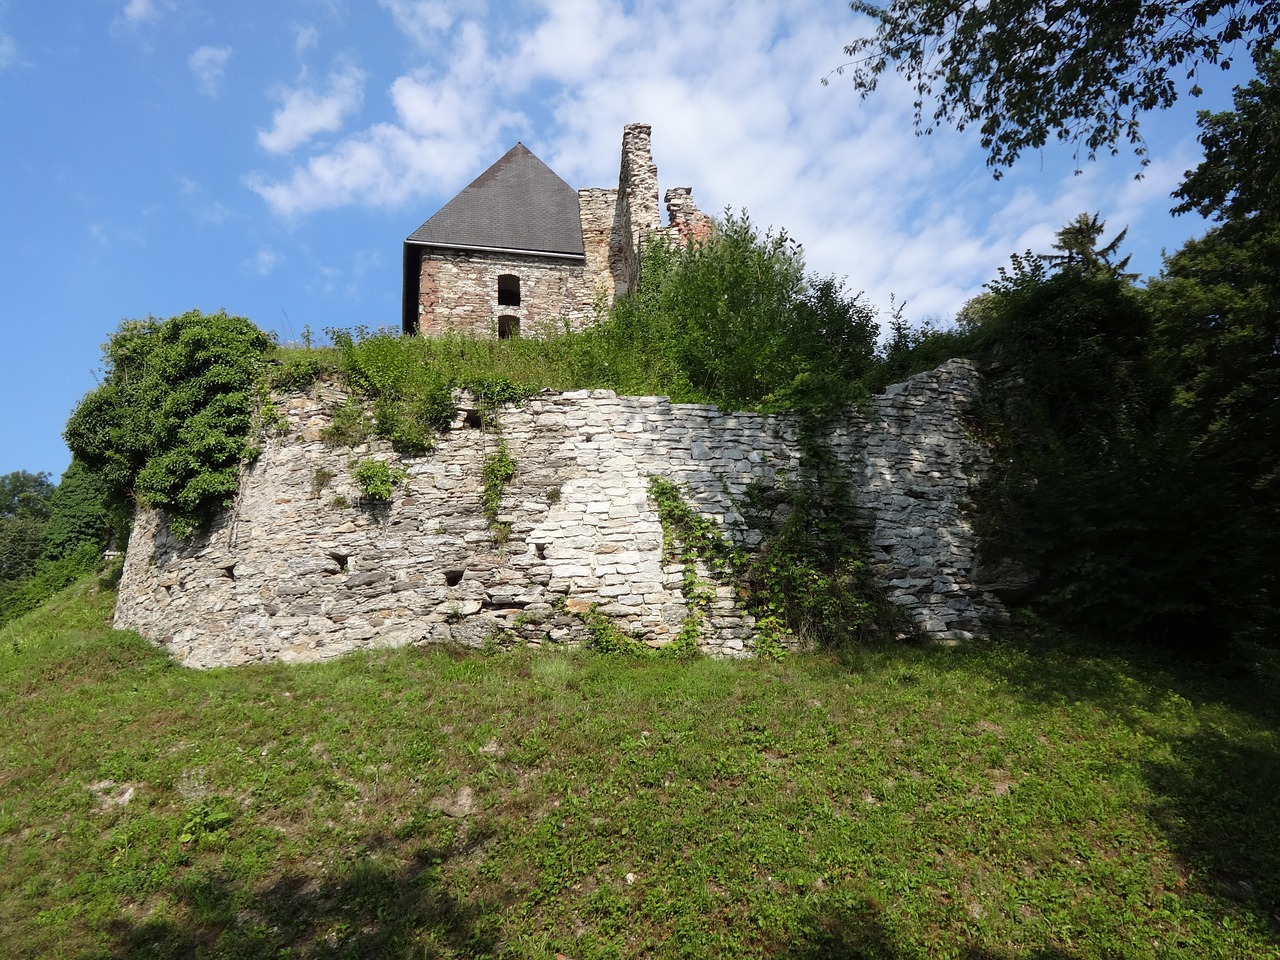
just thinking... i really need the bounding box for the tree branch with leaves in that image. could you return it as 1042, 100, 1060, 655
828, 0, 1279, 173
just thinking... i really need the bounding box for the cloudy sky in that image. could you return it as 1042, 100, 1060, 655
0, 0, 1242, 478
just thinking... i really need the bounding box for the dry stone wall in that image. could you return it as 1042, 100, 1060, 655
115, 360, 1005, 668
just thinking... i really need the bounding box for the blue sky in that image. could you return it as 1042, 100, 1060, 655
0, 0, 1244, 480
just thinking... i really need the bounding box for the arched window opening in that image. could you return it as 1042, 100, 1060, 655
497, 274, 521, 307
498, 315, 520, 339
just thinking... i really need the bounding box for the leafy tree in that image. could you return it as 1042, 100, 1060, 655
1174, 51, 1280, 231
1149, 56, 1280, 632
0, 514, 47, 583
64, 310, 272, 538
966, 220, 1245, 641
39, 459, 115, 561
0, 470, 56, 587
1144, 232, 1280, 635
0, 470, 54, 520
831, 0, 1280, 171
601, 212, 882, 414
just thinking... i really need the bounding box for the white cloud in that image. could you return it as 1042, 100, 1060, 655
247, 117, 509, 218
122, 0, 159, 25
110, 0, 169, 34
295, 24, 320, 56
257, 63, 366, 154
200, 201, 234, 225
189, 45, 232, 98
249, 0, 1205, 320
377, 0, 480, 48
109, 0, 177, 39
248, 248, 282, 275
0, 33, 19, 71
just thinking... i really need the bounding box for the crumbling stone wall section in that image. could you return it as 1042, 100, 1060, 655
828, 363, 1002, 635
115, 361, 1004, 668
619, 123, 661, 251
417, 250, 600, 337
661, 188, 714, 245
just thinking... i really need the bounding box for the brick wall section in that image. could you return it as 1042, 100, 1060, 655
114, 360, 1006, 668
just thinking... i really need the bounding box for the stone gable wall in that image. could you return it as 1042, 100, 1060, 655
114, 360, 1006, 668
416, 249, 600, 337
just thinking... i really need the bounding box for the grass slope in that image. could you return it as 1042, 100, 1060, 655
2, 583, 1279, 958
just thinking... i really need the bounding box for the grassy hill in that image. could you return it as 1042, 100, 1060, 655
3, 582, 1279, 958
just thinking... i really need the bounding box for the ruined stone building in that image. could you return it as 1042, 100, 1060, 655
401, 123, 713, 338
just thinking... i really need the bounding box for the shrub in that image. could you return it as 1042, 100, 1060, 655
350, 460, 406, 502
481, 443, 516, 524
0, 543, 101, 626
63, 310, 272, 538
594, 212, 881, 415
328, 329, 456, 454
321, 400, 373, 448
267, 351, 328, 391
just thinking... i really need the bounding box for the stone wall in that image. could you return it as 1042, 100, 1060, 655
661, 188, 714, 245
114, 361, 1005, 668
578, 187, 622, 303
416, 249, 600, 337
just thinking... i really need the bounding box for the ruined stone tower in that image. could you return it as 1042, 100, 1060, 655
401, 123, 713, 338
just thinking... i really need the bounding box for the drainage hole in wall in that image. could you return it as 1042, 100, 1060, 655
534, 543, 547, 560
220, 564, 236, 580
444, 569, 465, 587
328, 552, 350, 573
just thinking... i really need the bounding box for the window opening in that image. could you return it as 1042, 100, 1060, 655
498, 315, 520, 339
497, 274, 521, 307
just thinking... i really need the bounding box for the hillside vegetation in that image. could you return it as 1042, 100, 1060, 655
3, 581, 1279, 958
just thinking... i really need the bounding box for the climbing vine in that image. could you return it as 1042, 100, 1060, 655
481, 442, 517, 543
648, 428, 897, 656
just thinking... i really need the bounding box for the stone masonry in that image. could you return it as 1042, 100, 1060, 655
114, 360, 1006, 668
408, 123, 712, 336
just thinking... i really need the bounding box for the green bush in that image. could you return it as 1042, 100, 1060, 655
591, 212, 881, 415
329, 329, 456, 454
64, 310, 271, 538
349, 459, 406, 502
267, 351, 327, 391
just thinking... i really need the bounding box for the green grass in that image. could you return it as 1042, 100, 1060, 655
3, 583, 1280, 958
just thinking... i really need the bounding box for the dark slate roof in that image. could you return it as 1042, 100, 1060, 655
406, 143, 585, 258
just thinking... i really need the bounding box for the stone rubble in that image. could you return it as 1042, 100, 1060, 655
114, 359, 1005, 667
